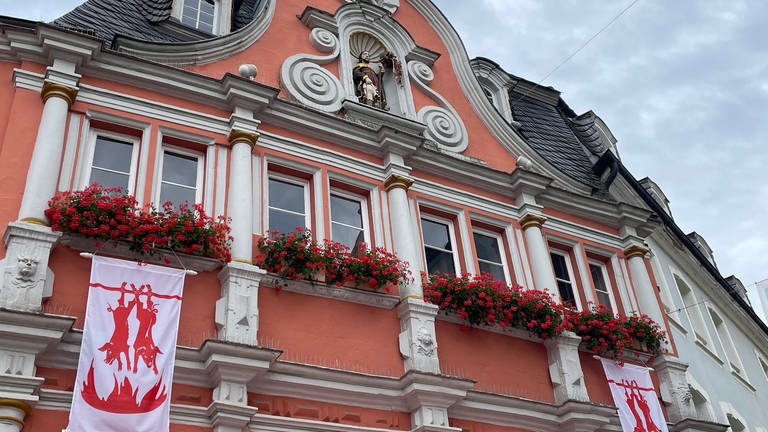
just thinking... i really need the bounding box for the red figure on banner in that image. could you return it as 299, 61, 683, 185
631, 379, 663, 432
624, 384, 646, 432
98, 282, 137, 372
133, 284, 162, 374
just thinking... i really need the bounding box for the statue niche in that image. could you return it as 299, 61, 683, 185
350, 33, 402, 112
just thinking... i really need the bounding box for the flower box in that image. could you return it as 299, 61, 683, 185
59, 233, 224, 273
262, 273, 400, 309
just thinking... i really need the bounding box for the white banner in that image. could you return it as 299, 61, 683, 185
757, 279, 768, 324
66, 256, 186, 432
600, 358, 669, 432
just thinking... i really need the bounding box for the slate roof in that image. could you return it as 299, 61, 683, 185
508, 91, 602, 190
53, 0, 266, 48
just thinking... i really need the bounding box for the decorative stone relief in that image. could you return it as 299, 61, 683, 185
652, 354, 696, 422
413, 406, 449, 428
280, 28, 344, 112
340, 0, 400, 14
407, 61, 468, 153
544, 331, 589, 404
0, 350, 35, 376
213, 380, 248, 406
397, 298, 440, 373
216, 262, 266, 345
0, 222, 60, 312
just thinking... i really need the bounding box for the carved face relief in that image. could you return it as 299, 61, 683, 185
415, 326, 435, 357
16, 256, 39, 282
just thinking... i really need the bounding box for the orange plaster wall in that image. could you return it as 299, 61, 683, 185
0, 86, 42, 235
451, 418, 533, 432
24, 409, 213, 431
435, 320, 554, 403
249, 393, 411, 430
44, 245, 219, 347
578, 353, 614, 406
542, 208, 620, 236
258, 286, 403, 377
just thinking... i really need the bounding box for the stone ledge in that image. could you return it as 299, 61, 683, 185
58, 233, 224, 273
261, 274, 400, 309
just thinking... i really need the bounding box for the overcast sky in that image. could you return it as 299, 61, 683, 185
3, 0, 767, 318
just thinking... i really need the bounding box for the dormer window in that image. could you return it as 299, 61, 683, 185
181, 0, 216, 33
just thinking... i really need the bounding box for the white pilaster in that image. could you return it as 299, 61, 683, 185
384, 172, 422, 298
216, 262, 266, 345
227, 128, 258, 264
0, 400, 28, 432
18, 67, 80, 225
519, 213, 558, 298
624, 244, 666, 328
0, 222, 61, 312
397, 298, 440, 374
652, 354, 696, 423
544, 331, 589, 403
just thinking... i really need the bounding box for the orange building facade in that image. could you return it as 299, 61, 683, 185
0, 1, 746, 431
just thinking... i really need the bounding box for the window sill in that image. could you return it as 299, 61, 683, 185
261, 273, 400, 310
694, 338, 724, 366
59, 233, 224, 273
731, 369, 756, 392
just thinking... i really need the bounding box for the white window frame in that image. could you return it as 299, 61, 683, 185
153, 144, 205, 207
329, 188, 370, 250
472, 227, 511, 284
720, 402, 750, 432
80, 129, 141, 194
171, 0, 234, 35
265, 172, 311, 235
549, 248, 582, 310
588, 259, 618, 312
708, 307, 747, 379
757, 350, 768, 382
420, 213, 461, 276
179, 0, 217, 33
673, 274, 715, 350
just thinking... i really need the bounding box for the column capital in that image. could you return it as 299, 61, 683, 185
384, 174, 414, 192
227, 129, 259, 148
623, 244, 649, 259
40, 81, 78, 107
518, 213, 547, 230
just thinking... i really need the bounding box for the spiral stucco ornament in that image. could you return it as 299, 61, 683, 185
407, 61, 468, 152
280, 28, 344, 112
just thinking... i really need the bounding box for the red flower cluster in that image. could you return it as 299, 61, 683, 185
423, 272, 564, 339
255, 228, 411, 292
46, 184, 232, 261
564, 304, 667, 358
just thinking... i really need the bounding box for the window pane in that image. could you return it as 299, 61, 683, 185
557, 280, 576, 306
160, 183, 196, 206
422, 219, 451, 250
425, 248, 455, 274
474, 232, 501, 263
269, 209, 305, 234
590, 263, 612, 310
162, 151, 198, 186
92, 136, 133, 173
479, 261, 505, 281
332, 223, 364, 251
330, 194, 363, 228
89, 168, 129, 191
269, 178, 305, 214
550, 253, 570, 280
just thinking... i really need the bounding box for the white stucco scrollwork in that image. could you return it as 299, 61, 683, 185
407, 60, 468, 152
280, 28, 344, 113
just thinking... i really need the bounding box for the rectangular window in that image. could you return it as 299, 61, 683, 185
675, 275, 712, 346
181, 0, 215, 33
87, 134, 140, 193
330, 191, 368, 251
156, 147, 203, 207
589, 262, 614, 312
421, 216, 458, 275
473, 230, 508, 282
758, 353, 768, 381
550, 251, 577, 307
709, 308, 745, 375
267, 175, 309, 234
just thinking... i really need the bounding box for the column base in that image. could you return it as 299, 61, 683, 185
216, 262, 267, 345
544, 331, 589, 404
397, 298, 440, 374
